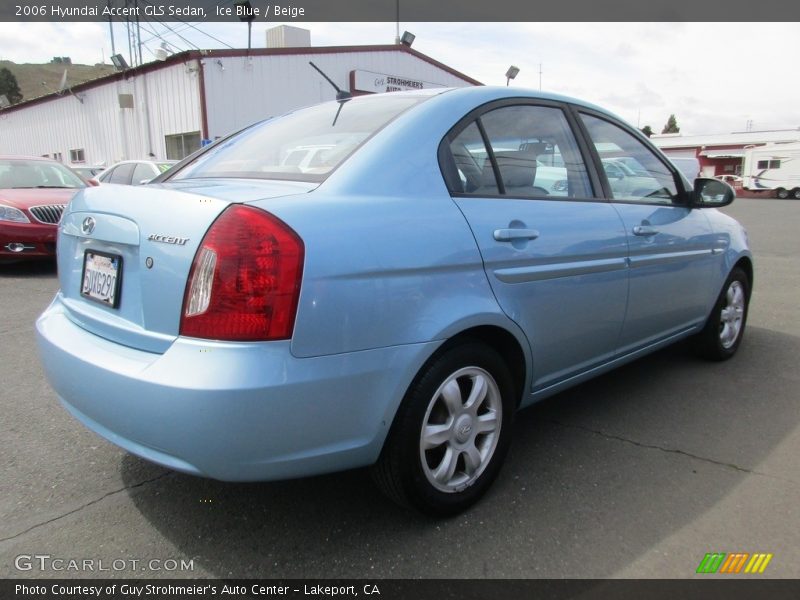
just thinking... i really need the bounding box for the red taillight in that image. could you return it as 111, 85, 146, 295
180, 204, 304, 341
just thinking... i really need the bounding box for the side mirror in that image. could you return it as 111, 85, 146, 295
691, 177, 734, 208
87, 178, 99, 187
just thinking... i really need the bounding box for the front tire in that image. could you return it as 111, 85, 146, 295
694, 267, 750, 360
776, 188, 789, 199
372, 342, 516, 516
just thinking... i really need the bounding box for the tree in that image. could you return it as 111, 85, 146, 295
661, 114, 680, 134
641, 125, 653, 138
0, 68, 23, 105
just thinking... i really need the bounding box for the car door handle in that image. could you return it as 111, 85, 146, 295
632, 225, 659, 237
493, 228, 540, 242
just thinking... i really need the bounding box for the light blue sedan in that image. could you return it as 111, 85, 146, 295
36, 87, 752, 515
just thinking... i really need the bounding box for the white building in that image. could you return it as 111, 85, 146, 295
0, 37, 479, 167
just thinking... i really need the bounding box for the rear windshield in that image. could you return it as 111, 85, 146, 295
170, 95, 427, 183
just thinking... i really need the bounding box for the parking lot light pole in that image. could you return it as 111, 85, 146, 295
235, 0, 256, 51
505, 65, 520, 86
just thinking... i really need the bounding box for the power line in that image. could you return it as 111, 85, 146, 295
139, 18, 201, 52
137, 22, 189, 54
138, 0, 235, 49
139, 0, 238, 45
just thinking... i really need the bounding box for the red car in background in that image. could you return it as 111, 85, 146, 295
0, 156, 87, 262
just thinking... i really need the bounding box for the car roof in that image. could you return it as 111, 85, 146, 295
433, 86, 620, 118
109, 160, 177, 164
0, 155, 61, 163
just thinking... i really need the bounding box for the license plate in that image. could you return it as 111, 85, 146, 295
81, 251, 122, 308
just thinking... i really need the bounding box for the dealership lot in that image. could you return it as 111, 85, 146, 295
1, 198, 798, 578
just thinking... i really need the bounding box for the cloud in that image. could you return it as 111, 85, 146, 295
0, 22, 108, 64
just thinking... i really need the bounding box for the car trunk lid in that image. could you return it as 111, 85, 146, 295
56, 179, 314, 353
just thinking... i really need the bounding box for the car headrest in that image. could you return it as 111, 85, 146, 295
494, 151, 538, 188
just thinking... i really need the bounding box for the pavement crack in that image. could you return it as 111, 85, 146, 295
545, 418, 800, 487
0, 471, 173, 544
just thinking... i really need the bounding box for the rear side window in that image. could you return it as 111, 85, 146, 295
444, 104, 592, 199
171, 95, 427, 183
448, 122, 499, 195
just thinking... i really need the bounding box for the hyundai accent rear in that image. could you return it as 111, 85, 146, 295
37, 87, 752, 515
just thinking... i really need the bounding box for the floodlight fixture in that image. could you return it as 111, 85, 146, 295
234, 0, 256, 51
235, 0, 256, 21
505, 65, 520, 86
400, 31, 415, 46
110, 54, 129, 70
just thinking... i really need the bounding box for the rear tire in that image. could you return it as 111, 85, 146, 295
791, 188, 800, 200
693, 267, 750, 361
372, 342, 516, 516
776, 188, 789, 199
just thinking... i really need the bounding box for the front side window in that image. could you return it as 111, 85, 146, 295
171, 95, 427, 183
581, 113, 680, 204
445, 104, 592, 199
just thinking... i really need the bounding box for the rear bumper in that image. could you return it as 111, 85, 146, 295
36, 297, 437, 481
0, 221, 57, 259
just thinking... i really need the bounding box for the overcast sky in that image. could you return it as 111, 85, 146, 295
1, 21, 798, 136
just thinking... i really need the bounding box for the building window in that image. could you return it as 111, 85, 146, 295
165, 132, 201, 160
53, 152, 63, 162
70, 148, 86, 163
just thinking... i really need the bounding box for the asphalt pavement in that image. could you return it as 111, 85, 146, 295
1, 197, 798, 579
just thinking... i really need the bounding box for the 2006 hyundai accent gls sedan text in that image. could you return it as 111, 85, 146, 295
36, 87, 752, 515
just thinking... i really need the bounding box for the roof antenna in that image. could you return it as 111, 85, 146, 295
308, 61, 352, 102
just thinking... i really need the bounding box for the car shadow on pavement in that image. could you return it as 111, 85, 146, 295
121, 325, 799, 578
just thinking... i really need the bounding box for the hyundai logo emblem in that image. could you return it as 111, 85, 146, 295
81, 216, 96, 236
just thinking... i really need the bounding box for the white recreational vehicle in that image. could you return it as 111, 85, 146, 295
742, 142, 800, 199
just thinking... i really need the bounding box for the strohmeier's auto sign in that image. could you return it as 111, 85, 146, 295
351, 70, 446, 93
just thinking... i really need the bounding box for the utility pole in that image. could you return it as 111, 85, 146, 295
395, 0, 400, 44
107, 0, 116, 59
135, 0, 143, 66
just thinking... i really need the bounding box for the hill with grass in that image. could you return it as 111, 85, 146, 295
0, 60, 116, 104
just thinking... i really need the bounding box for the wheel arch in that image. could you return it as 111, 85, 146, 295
733, 255, 754, 296
422, 324, 529, 408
